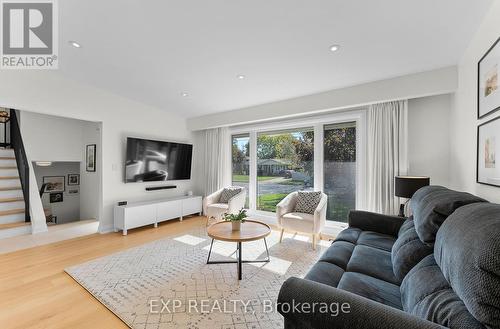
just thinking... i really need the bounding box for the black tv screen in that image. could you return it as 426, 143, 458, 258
125, 137, 193, 182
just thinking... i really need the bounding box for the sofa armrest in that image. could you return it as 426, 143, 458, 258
278, 277, 443, 329
348, 210, 406, 236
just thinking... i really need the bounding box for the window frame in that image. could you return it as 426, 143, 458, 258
229, 109, 367, 227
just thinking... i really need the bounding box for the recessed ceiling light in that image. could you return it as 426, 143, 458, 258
181, 92, 189, 97
329, 44, 340, 52
69, 41, 81, 48
237, 75, 246, 80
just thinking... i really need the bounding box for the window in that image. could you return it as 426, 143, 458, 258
231, 134, 250, 208
323, 122, 356, 222
256, 128, 314, 212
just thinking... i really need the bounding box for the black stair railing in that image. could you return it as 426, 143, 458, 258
9, 109, 30, 222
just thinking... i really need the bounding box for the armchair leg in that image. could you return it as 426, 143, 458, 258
312, 234, 316, 250
279, 228, 284, 243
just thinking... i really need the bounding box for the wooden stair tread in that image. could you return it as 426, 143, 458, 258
0, 186, 21, 191
0, 157, 15, 160
0, 197, 23, 203
0, 166, 17, 169
0, 176, 19, 180
0, 208, 24, 216
0, 221, 29, 230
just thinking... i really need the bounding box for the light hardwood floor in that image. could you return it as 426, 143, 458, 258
0, 216, 206, 329
0, 216, 332, 329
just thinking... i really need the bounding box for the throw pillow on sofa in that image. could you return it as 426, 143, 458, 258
219, 187, 242, 203
294, 191, 322, 214
410, 186, 486, 244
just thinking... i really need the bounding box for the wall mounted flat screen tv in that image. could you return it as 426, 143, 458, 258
125, 137, 193, 183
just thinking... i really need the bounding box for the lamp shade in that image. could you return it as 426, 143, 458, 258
395, 176, 430, 198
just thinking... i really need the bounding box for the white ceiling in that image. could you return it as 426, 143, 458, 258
58, 0, 493, 118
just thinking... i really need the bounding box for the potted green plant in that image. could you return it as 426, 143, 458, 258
223, 208, 248, 231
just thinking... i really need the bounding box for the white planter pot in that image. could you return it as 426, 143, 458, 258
232, 221, 241, 231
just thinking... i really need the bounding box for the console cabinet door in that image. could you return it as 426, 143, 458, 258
182, 197, 202, 216
157, 200, 182, 221
124, 204, 156, 229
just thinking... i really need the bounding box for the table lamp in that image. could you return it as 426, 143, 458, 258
395, 176, 430, 216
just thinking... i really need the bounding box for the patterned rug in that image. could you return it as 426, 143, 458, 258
65, 226, 329, 329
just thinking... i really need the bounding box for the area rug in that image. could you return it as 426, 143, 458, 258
65, 226, 328, 329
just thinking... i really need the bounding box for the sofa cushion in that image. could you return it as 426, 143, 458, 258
335, 227, 395, 252
391, 219, 433, 281
410, 186, 486, 244
347, 245, 399, 285
434, 203, 500, 328
338, 272, 402, 309
401, 255, 484, 329
304, 261, 344, 288
319, 241, 355, 270
206, 203, 229, 211
335, 227, 362, 244
281, 212, 314, 232
398, 216, 414, 236
294, 191, 322, 214
218, 187, 242, 203
357, 231, 395, 252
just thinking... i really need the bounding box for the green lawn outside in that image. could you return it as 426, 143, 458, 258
257, 193, 288, 212
232, 175, 276, 182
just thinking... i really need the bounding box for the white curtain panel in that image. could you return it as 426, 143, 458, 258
367, 100, 408, 215
204, 127, 230, 195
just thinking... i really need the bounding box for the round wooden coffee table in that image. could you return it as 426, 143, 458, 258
206, 220, 271, 280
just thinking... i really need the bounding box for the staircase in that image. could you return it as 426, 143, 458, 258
0, 149, 30, 239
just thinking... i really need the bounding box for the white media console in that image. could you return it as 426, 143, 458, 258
113, 195, 202, 235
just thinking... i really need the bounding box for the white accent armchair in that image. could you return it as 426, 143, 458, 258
276, 191, 328, 250
203, 187, 247, 226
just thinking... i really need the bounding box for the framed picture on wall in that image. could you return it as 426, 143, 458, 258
49, 192, 64, 203
43, 176, 65, 193
477, 115, 500, 187
68, 174, 80, 185
478, 37, 500, 118
68, 188, 79, 195
86, 144, 96, 172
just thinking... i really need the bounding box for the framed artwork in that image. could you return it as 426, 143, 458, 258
478, 37, 500, 118
68, 188, 79, 195
49, 192, 64, 203
68, 174, 80, 185
86, 144, 96, 172
477, 115, 500, 187
43, 176, 65, 193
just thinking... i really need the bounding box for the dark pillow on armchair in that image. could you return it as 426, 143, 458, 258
410, 186, 486, 244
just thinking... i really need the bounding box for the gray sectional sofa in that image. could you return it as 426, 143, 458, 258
277, 186, 500, 329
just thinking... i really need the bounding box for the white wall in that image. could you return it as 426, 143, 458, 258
187, 66, 458, 130
408, 94, 451, 186
0, 71, 197, 233
34, 162, 81, 224
450, 1, 500, 203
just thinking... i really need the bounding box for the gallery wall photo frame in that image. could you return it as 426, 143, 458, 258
477, 115, 500, 187
68, 174, 80, 185
478, 37, 500, 119
42, 176, 65, 193
86, 144, 96, 172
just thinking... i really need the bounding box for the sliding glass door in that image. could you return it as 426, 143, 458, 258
231, 134, 250, 208
256, 128, 314, 212
323, 122, 356, 222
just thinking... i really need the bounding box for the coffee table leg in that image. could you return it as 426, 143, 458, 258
264, 238, 270, 261
206, 239, 214, 264
237, 242, 242, 280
